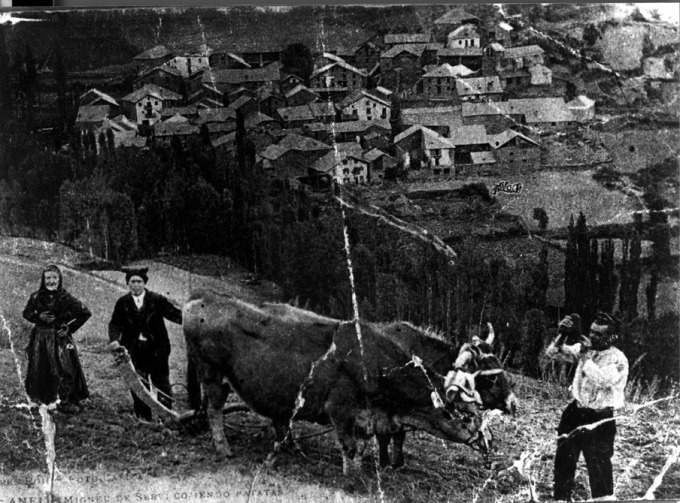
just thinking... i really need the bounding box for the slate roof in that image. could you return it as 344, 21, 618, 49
161, 106, 199, 118
382, 44, 426, 59
423, 63, 474, 78
567, 95, 595, 109
121, 84, 182, 103
118, 131, 147, 148
80, 89, 119, 107
134, 45, 173, 60
153, 122, 200, 137
134, 66, 183, 85
212, 132, 237, 149
164, 113, 189, 123
108, 115, 137, 131
245, 112, 277, 128
487, 129, 539, 148
278, 103, 335, 123
326, 120, 390, 134
394, 125, 456, 150
448, 125, 488, 146
311, 148, 367, 174
503, 45, 545, 59
508, 98, 574, 123
447, 24, 481, 39
285, 84, 319, 100
437, 47, 484, 57
202, 64, 281, 85
230, 95, 253, 110
402, 106, 463, 128
434, 9, 480, 25
278, 133, 331, 152
384, 33, 433, 45
75, 105, 109, 123
456, 76, 504, 96
310, 61, 368, 79
198, 107, 237, 123
363, 148, 393, 163
258, 143, 290, 161
338, 89, 390, 109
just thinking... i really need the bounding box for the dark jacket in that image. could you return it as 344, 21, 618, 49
23, 288, 91, 333
108, 290, 182, 357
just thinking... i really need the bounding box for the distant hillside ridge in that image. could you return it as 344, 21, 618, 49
2, 5, 441, 72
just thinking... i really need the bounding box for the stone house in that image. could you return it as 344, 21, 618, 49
208, 52, 251, 70
162, 55, 210, 78
456, 76, 503, 102
202, 64, 282, 95
121, 84, 183, 126
311, 144, 369, 185
152, 121, 200, 145
285, 85, 320, 107
402, 105, 464, 137
446, 24, 482, 49
133, 66, 186, 97
353, 40, 381, 71
436, 47, 484, 71
277, 102, 336, 128
133, 45, 174, 73
384, 33, 435, 47
75, 105, 110, 132
337, 89, 390, 121
394, 125, 456, 175
79, 89, 120, 116
363, 148, 397, 183
487, 129, 540, 171
309, 61, 368, 92
423, 64, 475, 98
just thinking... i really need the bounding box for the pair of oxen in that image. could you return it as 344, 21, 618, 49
182, 291, 517, 476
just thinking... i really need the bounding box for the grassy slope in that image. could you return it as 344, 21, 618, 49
1, 240, 678, 502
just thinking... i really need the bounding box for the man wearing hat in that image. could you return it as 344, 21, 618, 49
108, 266, 182, 420
545, 312, 629, 501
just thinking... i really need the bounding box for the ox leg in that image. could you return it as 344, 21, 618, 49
390, 428, 406, 469
373, 411, 391, 469
205, 380, 233, 459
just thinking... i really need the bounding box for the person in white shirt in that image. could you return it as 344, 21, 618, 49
108, 267, 182, 420
545, 312, 629, 502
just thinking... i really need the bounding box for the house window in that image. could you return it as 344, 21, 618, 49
343, 168, 349, 174
433, 168, 441, 175
431, 149, 441, 158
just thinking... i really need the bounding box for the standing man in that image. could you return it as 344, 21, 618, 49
545, 312, 629, 502
108, 266, 182, 420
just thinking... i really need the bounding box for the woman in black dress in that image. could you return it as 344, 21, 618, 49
22, 264, 91, 413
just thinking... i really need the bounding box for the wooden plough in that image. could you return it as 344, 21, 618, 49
109, 342, 249, 422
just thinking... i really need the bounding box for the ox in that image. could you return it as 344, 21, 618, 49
183, 291, 490, 476
375, 321, 517, 468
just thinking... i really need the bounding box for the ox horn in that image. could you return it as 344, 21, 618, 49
485, 322, 495, 345
476, 368, 504, 377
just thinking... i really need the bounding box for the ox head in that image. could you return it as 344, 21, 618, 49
400, 399, 490, 455
453, 344, 517, 416
440, 369, 495, 453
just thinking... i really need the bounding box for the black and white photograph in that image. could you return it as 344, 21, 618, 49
0, 2, 678, 502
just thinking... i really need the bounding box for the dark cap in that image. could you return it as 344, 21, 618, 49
122, 266, 149, 284
594, 311, 619, 331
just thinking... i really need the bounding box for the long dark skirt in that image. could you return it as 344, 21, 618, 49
25, 328, 89, 405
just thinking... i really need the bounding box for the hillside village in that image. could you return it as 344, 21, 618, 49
50, 7, 631, 190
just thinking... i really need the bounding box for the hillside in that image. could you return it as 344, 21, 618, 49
0, 238, 678, 502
